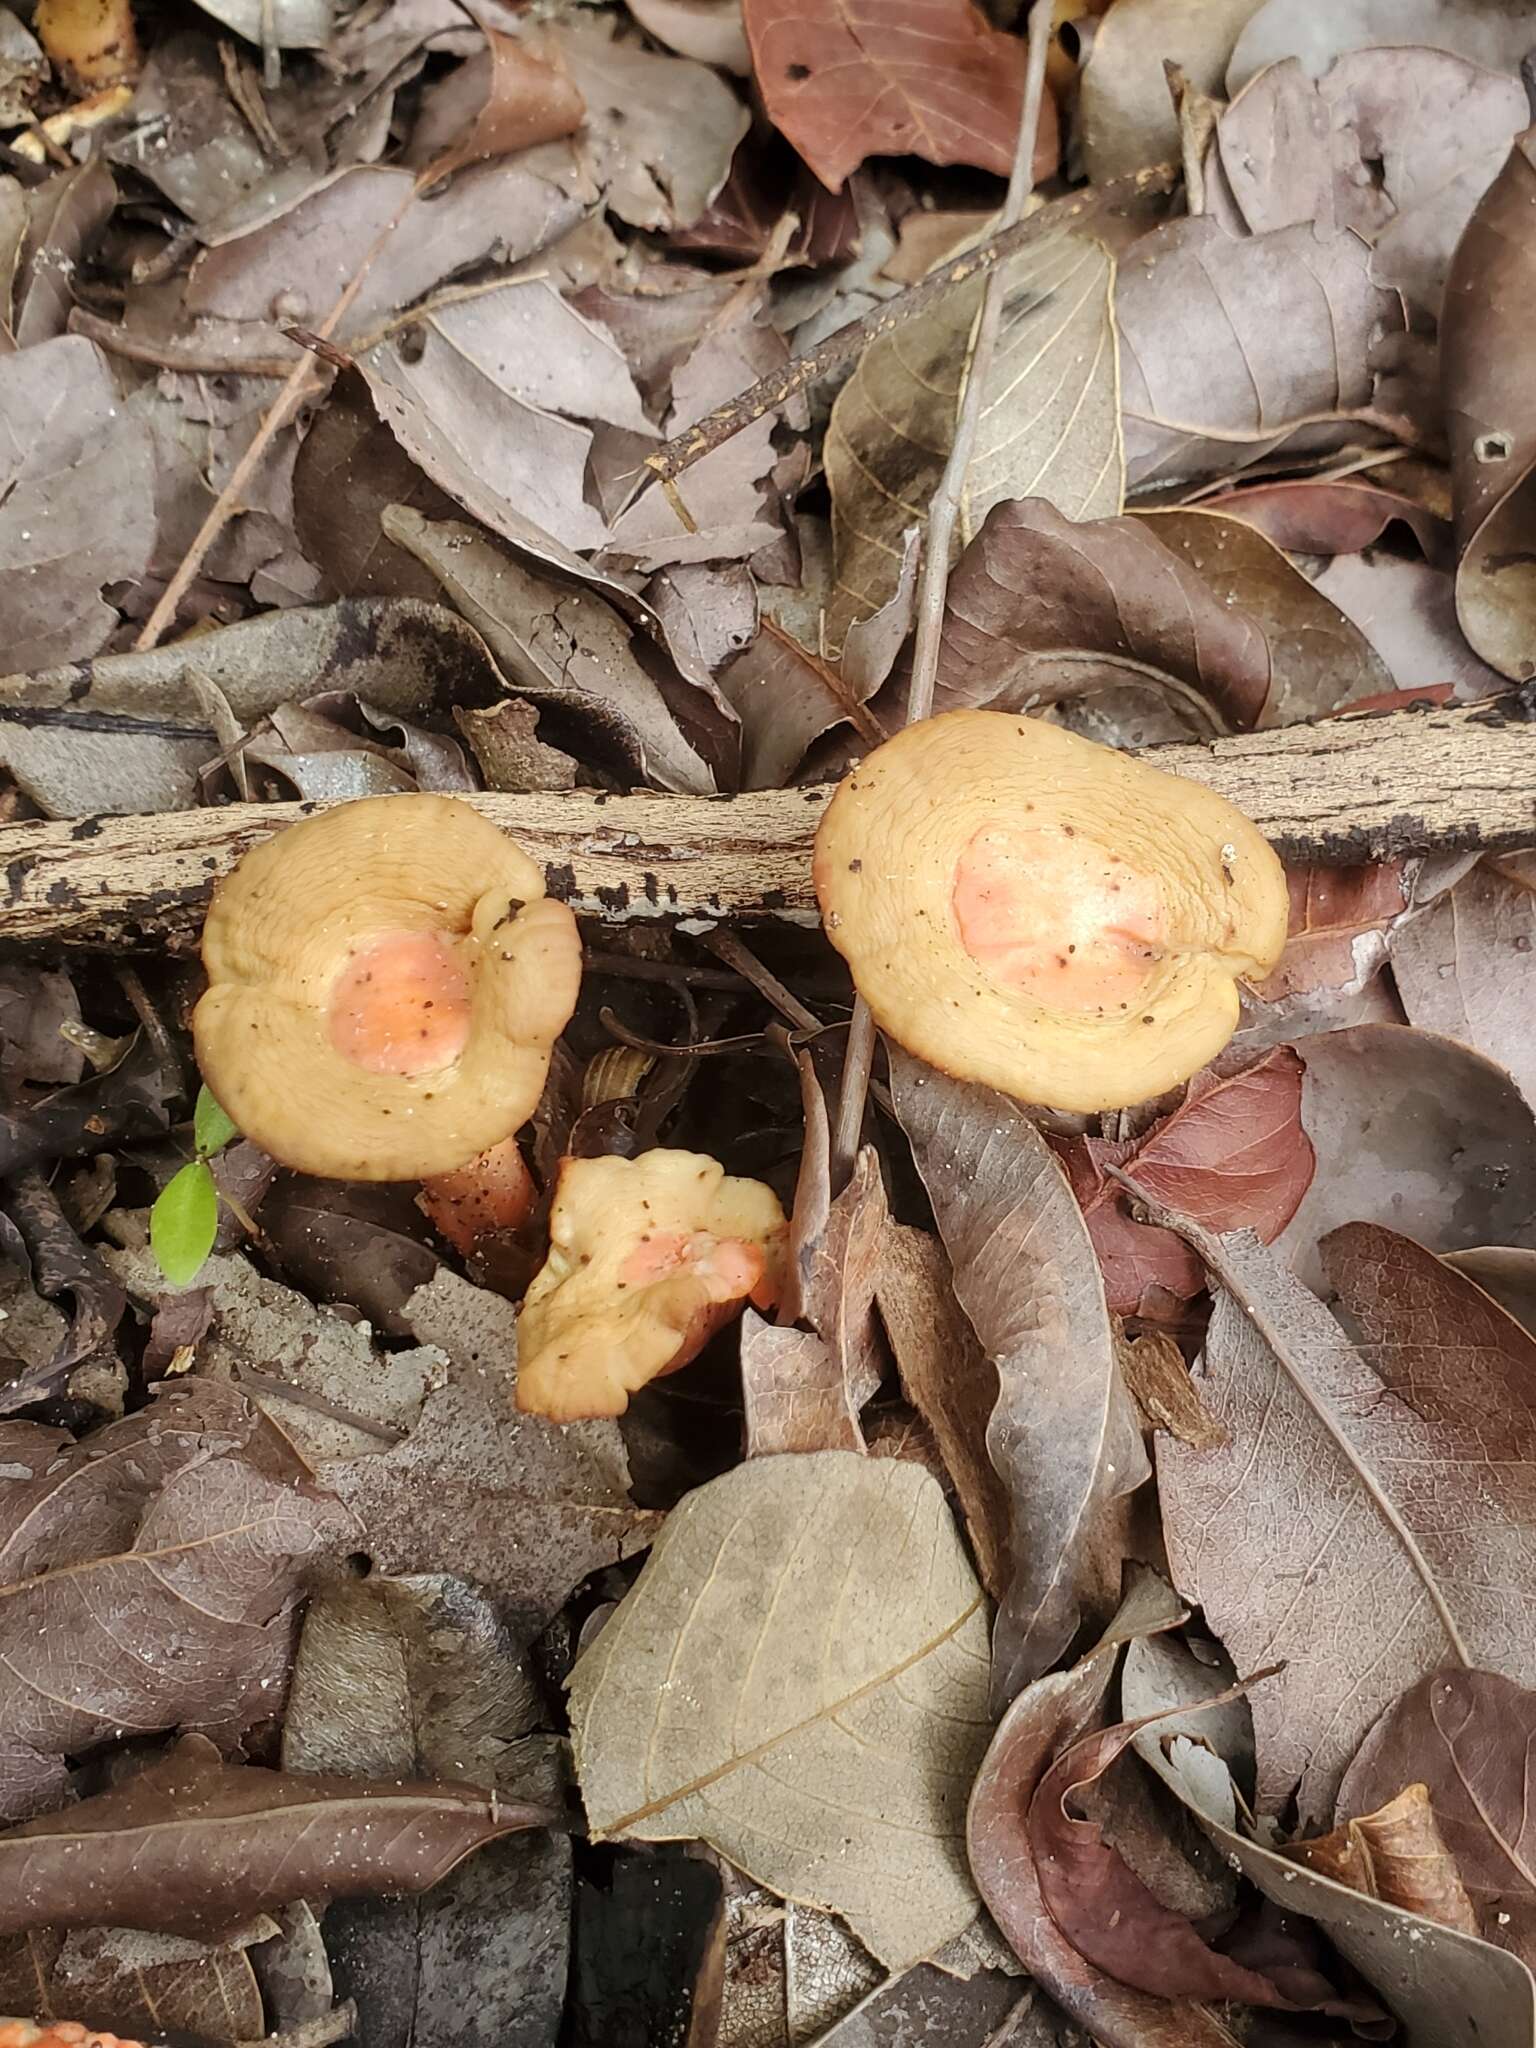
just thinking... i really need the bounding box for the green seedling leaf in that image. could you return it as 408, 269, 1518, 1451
152, 1161, 219, 1289
193, 1085, 239, 1159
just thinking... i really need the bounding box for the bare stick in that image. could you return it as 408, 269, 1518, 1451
832, 0, 1055, 1185
643, 157, 1176, 487
2, 704, 1532, 951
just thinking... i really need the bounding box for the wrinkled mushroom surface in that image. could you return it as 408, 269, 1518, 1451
195, 795, 580, 1182
517, 1149, 788, 1422
814, 711, 1287, 1112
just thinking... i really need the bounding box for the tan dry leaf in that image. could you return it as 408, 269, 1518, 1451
411, 22, 585, 178
569, 1451, 992, 1971
826, 226, 1121, 639
1284, 1784, 1479, 1936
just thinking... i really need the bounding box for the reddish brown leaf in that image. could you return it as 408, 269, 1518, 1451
1029, 1716, 1369, 2017
1257, 863, 1411, 1002
414, 19, 586, 180
742, 0, 1054, 191
0, 1733, 553, 1941
1339, 1669, 1536, 1965
1054, 1049, 1314, 1318
1201, 478, 1451, 565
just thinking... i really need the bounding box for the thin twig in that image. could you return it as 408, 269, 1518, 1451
832, 0, 1055, 1185
645, 155, 1176, 486
133, 181, 422, 652
68, 307, 297, 378
700, 927, 822, 1033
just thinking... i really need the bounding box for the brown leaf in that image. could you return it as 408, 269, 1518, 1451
411, 20, 585, 178
1248, 861, 1410, 1024
0, 335, 153, 674
1115, 218, 1402, 494
874, 1225, 1011, 1600
1390, 862, 1536, 1107
1286, 1784, 1479, 1937
1339, 1669, 1536, 1964
739, 1317, 862, 1457
1273, 1023, 1536, 1292
966, 1573, 1241, 2047
1200, 476, 1451, 563
318, 1268, 661, 1621
0, 1921, 266, 2045
0, 1379, 355, 1823
1116, 1328, 1228, 1451
1442, 125, 1536, 677
930, 497, 1271, 738
1028, 1714, 1368, 2016
890, 1052, 1148, 1706
292, 383, 458, 605
1213, 47, 1527, 318
1133, 507, 1392, 724
1054, 1048, 1314, 1319
1155, 1217, 1536, 1820
742, 0, 1050, 191
0, 1731, 551, 1942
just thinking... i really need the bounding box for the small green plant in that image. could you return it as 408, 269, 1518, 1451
151, 1084, 238, 1288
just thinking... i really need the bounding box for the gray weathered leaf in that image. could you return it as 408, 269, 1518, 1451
0, 336, 153, 675
571, 1451, 992, 1971
385, 508, 718, 792
1116, 217, 1402, 493
1273, 1023, 1536, 1291
1389, 863, 1536, 1107
1077, 0, 1264, 183
1154, 1218, 1536, 1820
1229, 0, 1536, 93
827, 227, 1121, 637
890, 1051, 1148, 1707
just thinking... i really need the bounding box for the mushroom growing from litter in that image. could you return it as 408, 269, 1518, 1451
417, 1133, 539, 1256
194, 795, 581, 1182
814, 710, 1288, 1113
517, 1149, 788, 1422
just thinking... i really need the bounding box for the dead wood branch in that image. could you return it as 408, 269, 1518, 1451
0, 704, 1529, 952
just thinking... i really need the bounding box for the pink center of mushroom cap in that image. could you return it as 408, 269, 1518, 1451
952, 824, 1167, 1014
619, 1230, 767, 1304
328, 930, 473, 1076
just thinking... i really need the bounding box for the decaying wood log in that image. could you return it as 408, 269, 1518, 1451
0, 702, 1532, 951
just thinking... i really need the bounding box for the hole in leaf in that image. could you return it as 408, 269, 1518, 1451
785, 61, 811, 79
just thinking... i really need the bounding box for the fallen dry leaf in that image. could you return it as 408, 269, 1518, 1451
742, 0, 1050, 191
1124, 1629, 1536, 2042
1305, 552, 1510, 699
1053, 1047, 1314, 1319
0, 1920, 267, 2045
1133, 507, 1392, 723
0, 336, 153, 675
360, 280, 651, 553
828, 225, 1121, 636
292, 384, 458, 604
1028, 1713, 1374, 2017
407, 20, 586, 177
1389, 862, 1536, 1106
1116, 1327, 1228, 1450
1115, 218, 1403, 494
1273, 1023, 1536, 1291
1228, 0, 1536, 93
966, 1572, 1241, 2046
570, 1451, 992, 1971
1285, 1783, 1479, 1936
1339, 1668, 1536, 1965
0, 1379, 355, 1824
1077, 0, 1262, 183
1200, 474, 1451, 562
890, 1052, 1148, 1706
0, 1731, 552, 1941
1156, 1218, 1536, 1820
318, 1267, 661, 1621
875, 1224, 1011, 1600
386, 509, 719, 793
930, 497, 1271, 737
1441, 123, 1536, 678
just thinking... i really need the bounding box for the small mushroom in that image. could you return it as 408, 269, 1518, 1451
194, 795, 581, 1182
516, 1149, 788, 1422
813, 710, 1288, 1112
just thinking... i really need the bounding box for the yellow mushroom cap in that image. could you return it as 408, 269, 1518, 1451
517, 1149, 788, 1423
813, 710, 1288, 1113
194, 794, 581, 1181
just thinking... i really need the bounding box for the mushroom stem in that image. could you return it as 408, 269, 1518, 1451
418, 1136, 538, 1257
